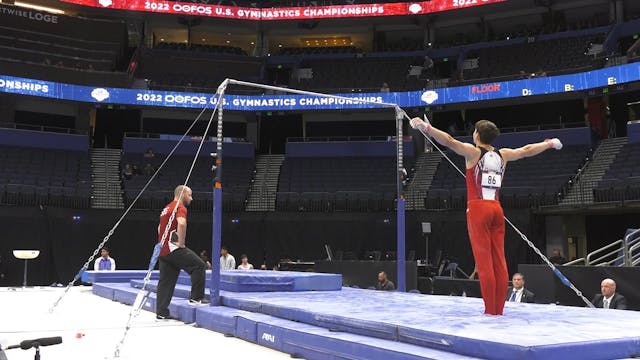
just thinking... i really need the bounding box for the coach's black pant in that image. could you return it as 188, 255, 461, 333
156, 247, 206, 317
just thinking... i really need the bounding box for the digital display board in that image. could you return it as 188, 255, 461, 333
59, 0, 507, 20
1, 62, 639, 111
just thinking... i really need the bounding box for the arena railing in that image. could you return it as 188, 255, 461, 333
0, 121, 88, 135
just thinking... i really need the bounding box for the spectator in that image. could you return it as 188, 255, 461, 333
375, 271, 395, 291
220, 245, 236, 270
549, 249, 566, 266
260, 264, 268, 270
199, 250, 212, 270
143, 163, 154, 176
380, 82, 390, 92
591, 278, 627, 309
131, 164, 139, 175
506, 273, 535, 303
122, 164, 133, 180
535, 68, 547, 77
237, 254, 254, 270
94, 247, 116, 271
144, 148, 155, 158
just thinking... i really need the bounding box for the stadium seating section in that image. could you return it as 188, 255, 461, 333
463, 34, 605, 81
276, 156, 413, 212
424, 145, 591, 209
139, 47, 262, 92
121, 153, 255, 212
594, 142, 640, 203
0, 146, 91, 208
293, 56, 426, 92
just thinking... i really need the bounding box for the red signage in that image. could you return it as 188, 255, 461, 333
60, 0, 506, 20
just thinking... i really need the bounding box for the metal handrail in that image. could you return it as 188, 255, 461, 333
563, 257, 586, 266
586, 239, 624, 266
624, 228, 640, 265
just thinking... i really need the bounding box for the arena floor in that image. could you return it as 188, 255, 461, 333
0, 287, 289, 360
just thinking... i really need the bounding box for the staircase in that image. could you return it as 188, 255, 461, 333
90, 148, 124, 209
245, 154, 285, 211
560, 137, 627, 206
405, 151, 443, 210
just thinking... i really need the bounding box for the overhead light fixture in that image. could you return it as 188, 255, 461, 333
250, 41, 255, 45
202, 38, 206, 41
226, 40, 230, 43
160, 38, 165, 41
13, 1, 65, 14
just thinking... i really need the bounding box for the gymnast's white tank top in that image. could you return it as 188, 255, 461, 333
466, 148, 505, 201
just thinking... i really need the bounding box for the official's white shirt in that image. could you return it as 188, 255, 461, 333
510, 288, 524, 303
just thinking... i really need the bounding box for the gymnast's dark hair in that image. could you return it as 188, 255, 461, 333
475, 120, 500, 145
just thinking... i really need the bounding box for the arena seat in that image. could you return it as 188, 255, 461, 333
594, 142, 640, 203
0, 145, 91, 208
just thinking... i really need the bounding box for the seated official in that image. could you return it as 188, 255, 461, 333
506, 273, 535, 303
375, 271, 395, 291
591, 278, 627, 310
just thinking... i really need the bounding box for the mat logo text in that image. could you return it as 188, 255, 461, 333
261, 332, 275, 343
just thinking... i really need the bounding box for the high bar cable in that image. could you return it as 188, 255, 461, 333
396, 109, 594, 308
49, 103, 214, 314
113, 92, 223, 358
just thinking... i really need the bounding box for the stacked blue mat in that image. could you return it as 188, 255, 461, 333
90, 271, 640, 360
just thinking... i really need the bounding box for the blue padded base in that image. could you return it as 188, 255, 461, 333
94, 280, 640, 360
219, 288, 640, 360
82, 270, 160, 283
195, 306, 481, 360
86, 269, 341, 292
93, 283, 196, 323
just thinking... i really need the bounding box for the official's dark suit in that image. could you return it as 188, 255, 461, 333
505, 287, 536, 303
591, 293, 627, 310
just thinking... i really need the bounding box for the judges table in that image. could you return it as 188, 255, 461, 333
315, 260, 417, 291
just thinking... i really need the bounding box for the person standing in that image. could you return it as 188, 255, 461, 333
220, 246, 236, 271
156, 185, 208, 320
410, 117, 562, 315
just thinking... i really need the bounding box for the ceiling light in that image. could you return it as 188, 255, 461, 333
226, 40, 230, 43
160, 38, 165, 41
14, 1, 65, 14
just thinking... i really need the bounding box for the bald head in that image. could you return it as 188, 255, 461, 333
600, 278, 616, 298
174, 185, 193, 207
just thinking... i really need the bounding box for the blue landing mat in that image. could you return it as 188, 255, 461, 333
91, 284, 481, 360
85, 270, 341, 292
221, 288, 640, 360
94, 282, 197, 323
126, 280, 640, 360
195, 306, 482, 360
83, 270, 160, 283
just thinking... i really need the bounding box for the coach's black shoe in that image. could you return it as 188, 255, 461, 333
156, 314, 179, 320
188, 298, 210, 306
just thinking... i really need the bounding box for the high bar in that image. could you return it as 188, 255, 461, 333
223, 78, 400, 108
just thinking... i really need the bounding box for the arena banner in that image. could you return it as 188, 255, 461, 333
1, 62, 639, 111
59, 0, 506, 20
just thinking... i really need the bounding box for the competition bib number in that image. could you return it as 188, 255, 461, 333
481, 172, 502, 189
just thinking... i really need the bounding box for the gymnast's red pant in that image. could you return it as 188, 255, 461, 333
466, 199, 507, 315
